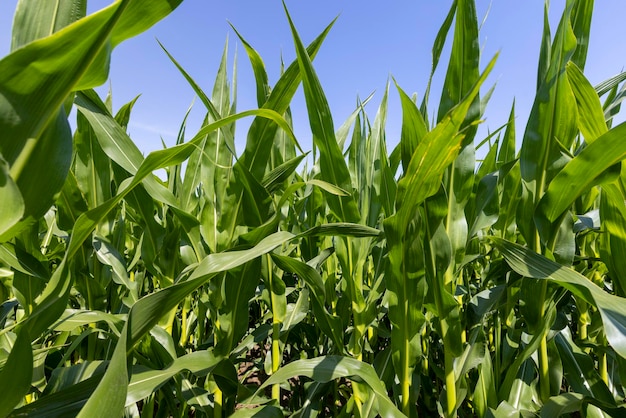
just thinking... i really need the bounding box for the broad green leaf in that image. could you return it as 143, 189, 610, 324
9, 374, 101, 417
394, 55, 497, 234
0, 329, 32, 417
74, 90, 178, 208
284, 5, 360, 223
229, 24, 270, 107
298, 222, 381, 238
492, 237, 626, 359
76, 327, 128, 418
230, 406, 284, 418
239, 18, 335, 179
537, 0, 551, 91
541, 392, 621, 418
92, 236, 137, 303
66, 108, 294, 259
438, 0, 480, 128
215, 261, 263, 356
518, 1, 578, 245
421, 0, 456, 115
78, 231, 295, 417
11, 0, 86, 51
18, 260, 72, 342
0, 242, 48, 279
78, 0, 184, 89
126, 351, 222, 405
0, 0, 181, 240
261, 154, 307, 192
270, 254, 344, 350
282, 288, 309, 332
252, 356, 405, 418
595, 71, 626, 97
51, 309, 124, 333
569, 0, 593, 71
0, 157, 24, 237
56, 170, 88, 232
497, 102, 516, 167
566, 62, 607, 142
554, 328, 614, 404
536, 122, 626, 224
396, 82, 427, 172
599, 183, 626, 297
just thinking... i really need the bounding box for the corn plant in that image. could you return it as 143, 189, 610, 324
2, 0, 626, 417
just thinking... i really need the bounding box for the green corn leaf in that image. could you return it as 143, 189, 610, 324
51, 309, 124, 333
599, 183, 626, 297
394, 54, 497, 234
282, 288, 309, 333
238, 18, 335, 179
421, 0, 457, 116
230, 406, 284, 418
261, 154, 307, 192
76, 231, 294, 417
92, 236, 137, 303
554, 329, 614, 404
76, 327, 128, 418
566, 62, 608, 142
0, 329, 32, 417
436, 0, 481, 279
215, 261, 264, 356
73, 109, 112, 212
535, 122, 626, 225
541, 393, 621, 418
497, 102, 516, 167
126, 351, 223, 406
492, 236, 626, 359
9, 374, 102, 417
252, 356, 405, 418
438, 0, 480, 127
537, 0, 551, 91
0, 0, 181, 241
518, 1, 578, 245
298, 222, 381, 238
0, 156, 24, 237
337, 93, 374, 152
11, 0, 86, 51
595, 71, 626, 97
569, 0, 594, 71
74, 90, 179, 208
270, 254, 344, 350
383, 216, 426, 411
395, 81, 428, 173
0, 242, 48, 279
229, 24, 270, 107
284, 4, 360, 223
66, 108, 294, 259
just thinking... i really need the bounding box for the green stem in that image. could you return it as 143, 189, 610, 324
401, 322, 411, 415
599, 350, 608, 386
599, 333, 609, 386
214, 388, 223, 417
538, 277, 550, 402
267, 255, 282, 402
578, 300, 589, 342
272, 322, 281, 401
494, 315, 501, 390
444, 343, 456, 418
213, 318, 223, 417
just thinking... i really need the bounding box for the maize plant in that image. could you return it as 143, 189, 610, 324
2, 0, 626, 417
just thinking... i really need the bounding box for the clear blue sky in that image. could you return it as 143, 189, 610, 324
1, 1, 625, 158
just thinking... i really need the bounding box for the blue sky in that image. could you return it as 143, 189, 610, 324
1, 1, 625, 159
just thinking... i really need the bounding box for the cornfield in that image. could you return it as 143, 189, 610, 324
2, 0, 626, 416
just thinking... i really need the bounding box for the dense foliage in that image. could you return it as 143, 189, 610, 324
2, 0, 626, 416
